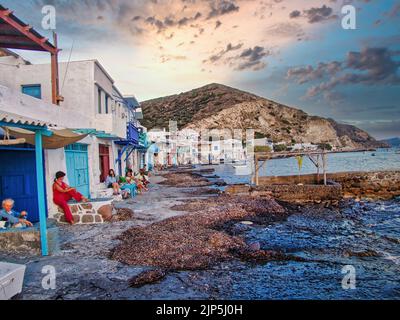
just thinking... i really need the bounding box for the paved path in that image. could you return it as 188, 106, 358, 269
0, 173, 217, 300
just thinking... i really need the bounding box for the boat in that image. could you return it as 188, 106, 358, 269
232, 164, 252, 175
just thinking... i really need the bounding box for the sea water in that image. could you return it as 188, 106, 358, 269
207, 148, 400, 185
196, 148, 400, 299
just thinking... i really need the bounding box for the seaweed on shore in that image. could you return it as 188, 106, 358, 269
159, 171, 213, 188
110, 179, 289, 274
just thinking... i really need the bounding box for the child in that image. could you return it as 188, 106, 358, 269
0, 199, 33, 228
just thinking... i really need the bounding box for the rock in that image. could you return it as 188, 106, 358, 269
129, 269, 168, 288
248, 242, 261, 251
81, 215, 94, 224
81, 203, 93, 210
98, 205, 113, 221
110, 208, 134, 222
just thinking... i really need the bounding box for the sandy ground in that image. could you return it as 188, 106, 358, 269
0, 174, 226, 300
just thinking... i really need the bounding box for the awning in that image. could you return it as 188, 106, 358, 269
3, 127, 88, 149
0, 110, 54, 127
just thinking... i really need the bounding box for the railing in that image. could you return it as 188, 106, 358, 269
139, 132, 149, 148
127, 122, 139, 143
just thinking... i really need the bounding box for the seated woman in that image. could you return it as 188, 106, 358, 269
105, 169, 120, 195
139, 166, 150, 187
53, 171, 89, 225
0, 198, 33, 228
134, 171, 149, 192
120, 171, 138, 198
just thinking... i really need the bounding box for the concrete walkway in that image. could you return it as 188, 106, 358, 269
0, 173, 217, 300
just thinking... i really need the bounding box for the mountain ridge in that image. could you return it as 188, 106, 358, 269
141, 83, 386, 149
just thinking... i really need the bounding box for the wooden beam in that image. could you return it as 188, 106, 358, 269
323, 152, 327, 186
0, 9, 57, 54
0, 43, 46, 51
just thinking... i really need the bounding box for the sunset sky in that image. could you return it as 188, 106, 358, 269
2, 0, 400, 139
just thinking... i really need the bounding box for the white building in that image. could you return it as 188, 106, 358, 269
0, 49, 146, 217
209, 138, 246, 164
291, 143, 318, 151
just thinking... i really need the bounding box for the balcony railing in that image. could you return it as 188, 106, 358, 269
127, 122, 139, 144
139, 132, 149, 148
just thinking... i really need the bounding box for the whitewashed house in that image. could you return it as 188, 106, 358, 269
0, 50, 146, 216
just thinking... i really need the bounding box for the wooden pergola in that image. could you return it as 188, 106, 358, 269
252, 150, 328, 186
0, 5, 63, 256
0, 4, 62, 105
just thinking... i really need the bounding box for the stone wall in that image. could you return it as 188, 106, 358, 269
225, 183, 342, 204
0, 227, 59, 255
329, 171, 400, 200
252, 183, 342, 204
257, 170, 400, 200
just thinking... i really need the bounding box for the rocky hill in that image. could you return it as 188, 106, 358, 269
141, 83, 385, 149
380, 137, 400, 147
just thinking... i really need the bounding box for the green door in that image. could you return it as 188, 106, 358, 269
65, 144, 90, 198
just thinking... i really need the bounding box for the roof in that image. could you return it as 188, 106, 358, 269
124, 95, 141, 109
0, 110, 53, 127
0, 5, 57, 54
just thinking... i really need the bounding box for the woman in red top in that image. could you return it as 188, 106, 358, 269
53, 171, 88, 225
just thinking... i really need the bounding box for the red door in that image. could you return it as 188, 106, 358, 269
99, 144, 110, 182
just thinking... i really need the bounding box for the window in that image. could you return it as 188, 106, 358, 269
21, 84, 41, 99
105, 95, 109, 114
98, 88, 102, 114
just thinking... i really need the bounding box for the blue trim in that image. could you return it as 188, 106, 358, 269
35, 131, 48, 256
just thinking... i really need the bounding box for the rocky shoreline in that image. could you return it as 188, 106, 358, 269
1, 167, 399, 299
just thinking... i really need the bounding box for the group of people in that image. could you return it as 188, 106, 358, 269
1, 166, 151, 228
105, 166, 150, 199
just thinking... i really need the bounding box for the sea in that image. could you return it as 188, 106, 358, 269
196, 148, 400, 299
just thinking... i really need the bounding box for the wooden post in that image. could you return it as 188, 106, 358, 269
323, 152, 327, 186
35, 131, 48, 256
50, 32, 60, 105
255, 154, 259, 186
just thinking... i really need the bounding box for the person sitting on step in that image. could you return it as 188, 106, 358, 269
0, 198, 33, 229
53, 171, 89, 225
104, 169, 121, 195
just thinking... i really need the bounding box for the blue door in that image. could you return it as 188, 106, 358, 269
0, 148, 43, 223
65, 144, 90, 198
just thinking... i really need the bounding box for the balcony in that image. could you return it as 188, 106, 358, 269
127, 122, 139, 144
139, 132, 149, 148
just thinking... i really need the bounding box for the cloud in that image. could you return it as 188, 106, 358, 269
289, 4, 338, 23
234, 46, 270, 71
287, 47, 400, 99
207, 0, 240, 19
203, 43, 270, 71
203, 42, 244, 63
287, 61, 342, 84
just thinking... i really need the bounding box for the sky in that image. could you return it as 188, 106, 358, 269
2, 0, 400, 139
